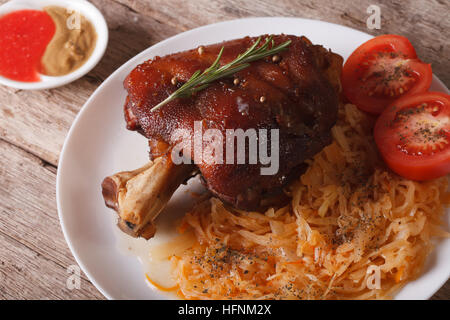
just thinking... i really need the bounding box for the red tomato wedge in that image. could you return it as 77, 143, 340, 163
342, 35, 432, 114
374, 92, 450, 181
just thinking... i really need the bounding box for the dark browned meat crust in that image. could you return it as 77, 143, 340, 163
122, 34, 343, 210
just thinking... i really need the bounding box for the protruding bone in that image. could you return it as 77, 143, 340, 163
102, 155, 195, 239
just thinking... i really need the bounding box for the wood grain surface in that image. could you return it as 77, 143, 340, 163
0, 0, 448, 300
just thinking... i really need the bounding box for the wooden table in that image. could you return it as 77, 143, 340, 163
0, 0, 448, 300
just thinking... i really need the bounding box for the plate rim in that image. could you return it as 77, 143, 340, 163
56, 16, 450, 300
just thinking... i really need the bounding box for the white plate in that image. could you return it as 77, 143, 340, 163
0, 0, 108, 90
56, 17, 450, 300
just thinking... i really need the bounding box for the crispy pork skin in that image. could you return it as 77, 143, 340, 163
103, 34, 343, 238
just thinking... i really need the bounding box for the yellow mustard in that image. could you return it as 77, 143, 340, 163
41, 6, 97, 76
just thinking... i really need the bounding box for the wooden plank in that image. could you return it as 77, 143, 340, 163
432, 281, 450, 300
0, 138, 75, 270
0, 231, 102, 299
0, 139, 103, 299
115, 0, 449, 87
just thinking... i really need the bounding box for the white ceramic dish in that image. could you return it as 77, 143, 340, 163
0, 0, 108, 90
56, 17, 450, 300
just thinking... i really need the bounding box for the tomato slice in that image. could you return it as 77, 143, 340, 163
374, 92, 450, 181
342, 35, 432, 114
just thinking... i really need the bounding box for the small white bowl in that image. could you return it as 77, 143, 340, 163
0, 0, 108, 90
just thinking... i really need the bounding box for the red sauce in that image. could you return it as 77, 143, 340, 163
0, 10, 55, 82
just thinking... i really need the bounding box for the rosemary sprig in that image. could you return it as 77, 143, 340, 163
151, 36, 291, 112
